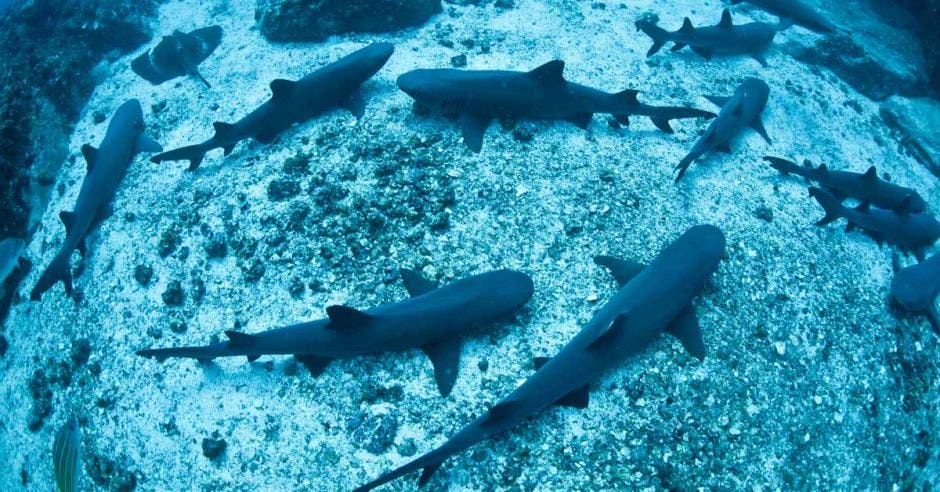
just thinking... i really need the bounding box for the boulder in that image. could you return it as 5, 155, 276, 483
256, 0, 442, 42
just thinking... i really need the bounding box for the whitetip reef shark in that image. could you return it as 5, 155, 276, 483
30, 99, 162, 301
137, 268, 534, 397
151, 42, 395, 170
397, 60, 715, 153
730, 0, 835, 33
354, 225, 726, 491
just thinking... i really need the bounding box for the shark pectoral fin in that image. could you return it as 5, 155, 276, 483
555, 385, 590, 409
667, 306, 706, 360
341, 90, 366, 119
751, 52, 769, 67
294, 355, 332, 376
459, 112, 491, 153
750, 117, 771, 144
670, 43, 687, 52
593, 256, 645, 287
718, 9, 734, 29
650, 116, 674, 134
400, 268, 437, 297
269, 79, 296, 104
716, 143, 733, 154
418, 462, 443, 487
483, 398, 522, 426
422, 338, 463, 397
704, 95, 730, 107
527, 60, 566, 85
136, 134, 163, 153
81, 144, 98, 172
587, 313, 629, 351
325, 305, 373, 330
913, 248, 926, 262
691, 46, 713, 60
565, 112, 593, 130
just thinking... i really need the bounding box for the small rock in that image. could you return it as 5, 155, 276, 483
450, 54, 467, 67
70, 339, 91, 366
202, 437, 227, 461
134, 265, 153, 286
162, 280, 184, 306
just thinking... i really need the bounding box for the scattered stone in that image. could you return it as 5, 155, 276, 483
157, 229, 179, 257
347, 410, 399, 454
161, 280, 184, 306
134, 265, 153, 286
256, 0, 443, 42
267, 178, 301, 201
450, 54, 467, 67
202, 436, 227, 461
204, 234, 228, 259
70, 338, 91, 366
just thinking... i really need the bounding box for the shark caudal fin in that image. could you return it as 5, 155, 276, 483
30, 252, 73, 301
353, 455, 447, 492
150, 142, 213, 171
674, 152, 697, 183
808, 187, 844, 225
647, 106, 717, 133
137, 331, 260, 362
635, 19, 671, 57
765, 156, 813, 180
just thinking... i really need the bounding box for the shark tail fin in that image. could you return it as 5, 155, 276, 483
674, 152, 697, 183
809, 187, 844, 226
136, 344, 221, 362
30, 251, 73, 301
635, 20, 671, 57
150, 142, 212, 171
352, 454, 448, 492
646, 106, 717, 134
765, 156, 811, 179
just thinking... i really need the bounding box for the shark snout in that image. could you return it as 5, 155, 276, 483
396, 70, 425, 97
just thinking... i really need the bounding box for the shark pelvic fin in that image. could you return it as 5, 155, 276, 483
718, 9, 734, 29
483, 398, 522, 426
587, 313, 629, 350
325, 305, 373, 330
422, 338, 463, 397
269, 79, 296, 104
81, 144, 97, 172
751, 52, 769, 67
418, 462, 443, 487
716, 143, 733, 154
528, 60, 565, 85
667, 306, 706, 359
459, 112, 491, 153
651, 116, 675, 133
593, 255, 645, 287
342, 90, 366, 119
294, 355, 332, 376
136, 134, 163, 154
246, 355, 260, 362
400, 268, 437, 297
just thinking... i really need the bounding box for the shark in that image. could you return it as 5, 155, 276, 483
766, 156, 926, 213
810, 187, 940, 261
137, 268, 534, 397
353, 225, 726, 491
30, 99, 162, 301
636, 9, 778, 67
890, 253, 940, 332
396, 60, 715, 153
0, 238, 24, 287
674, 77, 771, 182
150, 42, 395, 170
132, 26, 223, 88
730, 0, 835, 33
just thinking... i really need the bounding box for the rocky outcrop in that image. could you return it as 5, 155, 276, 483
0, 1, 157, 240
256, 0, 442, 42
881, 96, 940, 175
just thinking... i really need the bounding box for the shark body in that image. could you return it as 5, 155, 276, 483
354, 225, 726, 491
132, 26, 223, 88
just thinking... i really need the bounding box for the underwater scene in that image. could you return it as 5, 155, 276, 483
0, 0, 938, 490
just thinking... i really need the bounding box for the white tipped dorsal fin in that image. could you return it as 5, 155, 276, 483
269, 79, 296, 103
718, 9, 734, 29
325, 305, 372, 330
81, 144, 97, 172
528, 60, 565, 85
666, 306, 706, 359
400, 268, 437, 297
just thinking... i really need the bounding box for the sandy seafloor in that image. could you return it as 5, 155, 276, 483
2, 0, 939, 490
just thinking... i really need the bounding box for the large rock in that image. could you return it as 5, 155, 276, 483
256, 0, 442, 42
881, 96, 940, 175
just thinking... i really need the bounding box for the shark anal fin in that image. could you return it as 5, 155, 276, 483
246, 355, 260, 362
418, 462, 442, 487
294, 354, 332, 376
459, 112, 491, 153
667, 306, 706, 359
718, 9, 734, 29
845, 221, 857, 232
269, 79, 296, 104
705, 95, 731, 107
81, 144, 97, 172
587, 313, 629, 350
750, 117, 771, 143
400, 268, 437, 297
483, 398, 521, 426
60, 211, 75, 237
533, 356, 551, 370
325, 305, 372, 330
421, 338, 463, 397
593, 256, 645, 287
565, 112, 593, 130
556, 384, 590, 409
225, 330, 255, 347
342, 90, 366, 119
528, 60, 565, 85
136, 134, 163, 153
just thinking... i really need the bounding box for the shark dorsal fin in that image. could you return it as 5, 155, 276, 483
59, 211, 75, 237
863, 166, 877, 181
225, 330, 255, 347
587, 312, 629, 350
528, 60, 565, 85
594, 256, 645, 287
483, 398, 521, 426
855, 200, 871, 213
421, 338, 463, 397
616, 89, 640, 105
400, 268, 437, 297
269, 79, 296, 104
666, 306, 706, 359
81, 144, 97, 172
718, 9, 734, 29
533, 356, 551, 370
294, 354, 332, 376
898, 195, 913, 214
213, 121, 237, 141
325, 305, 372, 330
679, 18, 695, 33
